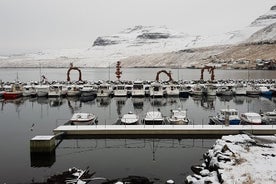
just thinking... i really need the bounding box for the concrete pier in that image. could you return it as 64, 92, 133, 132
53, 124, 276, 137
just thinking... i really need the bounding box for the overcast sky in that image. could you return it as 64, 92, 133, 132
0, 0, 275, 55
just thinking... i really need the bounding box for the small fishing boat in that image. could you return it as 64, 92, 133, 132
3, 83, 23, 99
143, 110, 164, 125
209, 108, 240, 125
240, 112, 262, 125
167, 108, 190, 125
121, 111, 139, 125
69, 113, 98, 125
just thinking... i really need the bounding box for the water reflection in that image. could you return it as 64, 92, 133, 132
30, 138, 216, 169
96, 97, 111, 107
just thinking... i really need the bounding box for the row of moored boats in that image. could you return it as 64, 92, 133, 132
69, 108, 190, 126
1, 79, 276, 99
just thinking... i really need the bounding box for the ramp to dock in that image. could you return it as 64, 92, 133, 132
53, 125, 276, 136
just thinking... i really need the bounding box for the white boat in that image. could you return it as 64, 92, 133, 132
233, 83, 247, 95
132, 80, 145, 97
97, 83, 112, 97
113, 84, 128, 97
143, 110, 164, 125
69, 113, 98, 125
245, 85, 261, 96
80, 84, 97, 97
190, 84, 203, 96
167, 108, 189, 125
203, 83, 217, 96
22, 85, 37, 97
240, 112, 262, 125
209, 108, 240, 125
48, 84, 67, 97
262, 109, 276, 124
67, 84, 81, 97
216, 86, 233, 96
121, 111, 139, 125
35, 85, 49, 97
164, 84, 179, 96
149, 82, 163, 97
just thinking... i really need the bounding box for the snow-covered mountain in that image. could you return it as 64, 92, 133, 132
0, 5, 276, 68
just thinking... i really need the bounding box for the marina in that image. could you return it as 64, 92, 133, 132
0, 68, 275, 183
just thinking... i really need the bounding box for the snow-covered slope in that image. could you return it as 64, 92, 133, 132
246, 22, 276, 43
0, 5, 275, 68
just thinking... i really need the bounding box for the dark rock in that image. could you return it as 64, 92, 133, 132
137, 32, 170, 39
93, 37, 119, 46
191, 165, 205, 175
178, 49, 195, 53
271, 5, 276, 10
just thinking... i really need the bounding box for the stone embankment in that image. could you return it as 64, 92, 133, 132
185, 134, 276, 184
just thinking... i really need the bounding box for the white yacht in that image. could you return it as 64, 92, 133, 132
35, 85, 49, 97
23, 85, 37, 97
164, 83, 179, 96
132, 80, 145, 97
97, 83, 113, 97
149, 82, 163, 97
67, 84, 81, 97
48, 84, 67, 97
233, 83, 247, 95
113, 84, 128, 97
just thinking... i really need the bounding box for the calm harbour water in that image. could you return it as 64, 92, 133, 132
0, 68, 275, 183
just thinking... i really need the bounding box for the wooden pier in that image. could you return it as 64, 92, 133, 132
53, 124, 276, 137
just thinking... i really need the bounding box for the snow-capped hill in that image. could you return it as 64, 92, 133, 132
0, 6, 276, 68
91, 25, 189, 47
246, 22, 276, 43
250, 5, 276, 27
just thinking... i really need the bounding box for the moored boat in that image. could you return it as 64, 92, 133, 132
261, 109, 276, 124
149, 82, 163, 97
69, 112, 98, 125
121, 111, 139, 125
35, 85, 49, 97
132, 80, 145, 97
3, 83, 23, 99
167, 108, 190, 125
240, 112, 262, 125
143, 110, 164, 125
209, 108, 240, 125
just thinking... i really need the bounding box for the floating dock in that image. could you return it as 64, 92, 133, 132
53, 125, 276, 137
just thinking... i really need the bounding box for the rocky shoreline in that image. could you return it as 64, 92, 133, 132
185, 134, 276, 184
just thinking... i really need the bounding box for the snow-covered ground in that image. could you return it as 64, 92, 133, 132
186, 134, 276, 184
0, 5, 275, 68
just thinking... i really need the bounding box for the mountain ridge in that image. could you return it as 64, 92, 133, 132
0, 5, 275, 68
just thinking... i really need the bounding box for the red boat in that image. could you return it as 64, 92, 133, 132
3, 84, 23, 99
